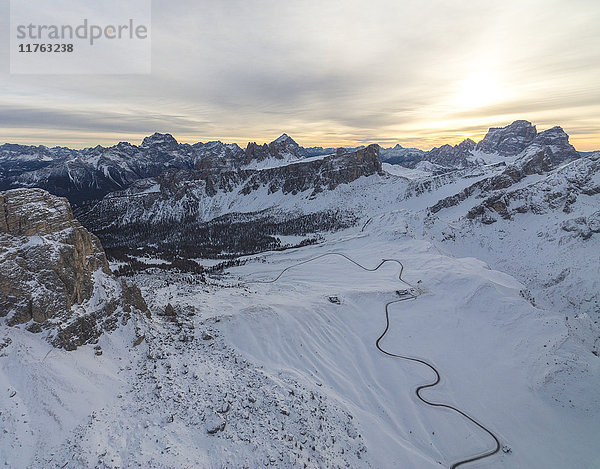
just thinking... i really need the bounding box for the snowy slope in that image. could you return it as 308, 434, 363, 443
2, 226, 598, 468
422, 152, 600, 328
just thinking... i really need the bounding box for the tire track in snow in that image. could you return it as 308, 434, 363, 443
249, 252, 501, 468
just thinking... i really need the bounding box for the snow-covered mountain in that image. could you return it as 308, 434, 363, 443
2, 196, 598, 468
379, 143, 425, 165
1, 120, 580, 206
65, 122, 595, 324
0, 134, 336, 204
78, 145, 381, 256
0, 134, 200, 203
423, 150, 600, 327
385, 120, 580, 170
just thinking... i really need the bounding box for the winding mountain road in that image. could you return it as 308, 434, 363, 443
249, 252, 501, 468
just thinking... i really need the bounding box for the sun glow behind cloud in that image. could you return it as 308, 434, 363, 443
451, 71, 504, 111
0, 0, 599, 151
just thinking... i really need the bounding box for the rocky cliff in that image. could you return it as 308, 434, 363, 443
475, 120, 538, 156
83, 144, 381, 223
475, 121, 579, 166
465, 151, 600, 225
0, 188, 148, 350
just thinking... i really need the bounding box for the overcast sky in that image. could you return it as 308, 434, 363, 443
1, 0, 599, 150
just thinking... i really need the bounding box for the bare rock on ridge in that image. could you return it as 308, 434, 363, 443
0, 188, 148, 350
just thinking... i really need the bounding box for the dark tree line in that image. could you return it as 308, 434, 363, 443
96, 210, 356, 260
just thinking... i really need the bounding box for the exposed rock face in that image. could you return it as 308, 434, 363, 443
379, 144, 425, 166
0, 188, 148, 349
475, 121, 579, 166
476, 120, 538, 156
140, 132, 180, 150
242, 134, 316, 166
76, 146, 378, 257
429, 151, 553, 215
461, 152, 599, 224
1, 124, 581, 204
561, 212, 600, 240
85, 144, 382, 222
425, 139, 476, 168
194, 141, 245, 170
384, 120, 578, 172
241, 144, 382, 196
0, 133, 359, 205
383, 120, 576, 172
529, 126, 580, 166
268, 134, 302, 158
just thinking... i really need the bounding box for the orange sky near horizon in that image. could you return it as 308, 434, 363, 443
2, 121, 598, 152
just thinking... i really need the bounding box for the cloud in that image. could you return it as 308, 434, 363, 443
0, 105, 209, 134
0, 0, 599, 150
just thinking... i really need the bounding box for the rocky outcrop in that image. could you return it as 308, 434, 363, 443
194, 141, 245, 170
241, 144, 382, 196
0, 188, 148, 349
0, 133, 357, 205
529, 126, 580, 166
268, 134, 303, 158
430, 151, 553, 214
242, 134, 319, 166
464, 152, 599, 224
379, 144, 425, 166
425, 139, 476, 168
561, 212, 600, 240
476, 120, 538, 156
395, 120, 580, 173
76, 146, 378, 258
140, 132, 180, 150
84, 144, 382, 224
475, 120, 579, 166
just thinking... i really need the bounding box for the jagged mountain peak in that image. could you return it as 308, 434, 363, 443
507, 119, 535, 129
476, 120, 538, 156
271, 133, 298, 145
115, 141, 137, 149
529, 125, 578, 166
0, 122, 582, 206
241, 134, 304, 165
535, 125, 569, 142
269, 134, 301, 155
141, 132, 179, 148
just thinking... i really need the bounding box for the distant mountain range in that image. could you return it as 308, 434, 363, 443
0, 120, 583, 205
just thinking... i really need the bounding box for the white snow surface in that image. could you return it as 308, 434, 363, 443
242, 152, 333, 171
1, 225, 599, 468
